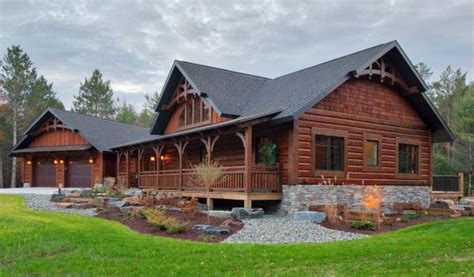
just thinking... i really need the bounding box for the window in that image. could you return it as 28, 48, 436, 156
398, 143, 419, 174
176, 96, 211, 129
365, 140, 379, 167
314, 135, 344, 171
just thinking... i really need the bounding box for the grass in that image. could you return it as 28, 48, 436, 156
0, 195, 473, 276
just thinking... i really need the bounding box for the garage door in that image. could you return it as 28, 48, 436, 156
66, 158, 91, 188
34, 158, 56, 187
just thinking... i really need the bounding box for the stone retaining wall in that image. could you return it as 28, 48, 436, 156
280, 184, 430, 214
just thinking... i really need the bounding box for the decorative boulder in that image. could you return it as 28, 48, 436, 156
231, 208, 264, 220
122, 189, 142, 197
293, 211, 326, 223
192, 224, 230, 235
55, 202, 73, 209
65, 193, 81, 198
80, 189, 92, 198
51, 193, 65, 202
109, 201, 126, 208
431, 200, 454, 209
207, 210, 232, 218
122, 196, 141, 206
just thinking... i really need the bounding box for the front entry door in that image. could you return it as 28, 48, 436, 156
66, 158, 92, 188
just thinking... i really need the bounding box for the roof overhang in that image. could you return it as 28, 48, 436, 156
113, 110, 281, 150
9, 144, 93, 157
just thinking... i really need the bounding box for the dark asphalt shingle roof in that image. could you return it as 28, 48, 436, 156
11, 108, 152, 154
152, 40, 454, 143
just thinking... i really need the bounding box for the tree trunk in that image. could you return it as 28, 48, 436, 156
10, 107, 17, 188
0, 149, 4, 188
469, 143, 473, 196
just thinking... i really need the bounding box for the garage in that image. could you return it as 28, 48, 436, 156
66, 158, 92, 188
33, 158, 56, 187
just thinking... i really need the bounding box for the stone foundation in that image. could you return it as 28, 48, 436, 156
281, 184, 430, 214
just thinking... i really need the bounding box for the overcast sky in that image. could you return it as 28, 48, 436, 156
1, 0, 473, 110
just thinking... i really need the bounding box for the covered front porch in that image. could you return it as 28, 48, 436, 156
114, 116, 283, 208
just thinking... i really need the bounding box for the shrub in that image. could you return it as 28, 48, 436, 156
141, 209, 186, 233
401, 213, 426, 222
351, 220, 376, 230
324, 205, 339, 224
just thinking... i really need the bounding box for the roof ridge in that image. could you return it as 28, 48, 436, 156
274, 41, 393, 80
177, 60, 272, 80
48, 107, 148, 130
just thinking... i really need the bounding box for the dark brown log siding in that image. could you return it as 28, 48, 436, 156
295, 78, 431, 186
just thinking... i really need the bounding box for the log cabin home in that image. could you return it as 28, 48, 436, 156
10, 108, 149, 188
12, 41, 454, 212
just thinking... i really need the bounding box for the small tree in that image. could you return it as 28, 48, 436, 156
192, 161, 224, 214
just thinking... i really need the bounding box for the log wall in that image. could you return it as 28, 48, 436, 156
295, 78, 431, 186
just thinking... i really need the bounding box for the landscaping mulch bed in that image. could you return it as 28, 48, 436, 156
97, 208, 243, 243
321, 214, 453, 235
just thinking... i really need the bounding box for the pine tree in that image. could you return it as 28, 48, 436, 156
137, 91, 159, 127
23, 75, 64, 125
116, 100, 138, 125
0, 45, 37, 187
72, 69, 116, 119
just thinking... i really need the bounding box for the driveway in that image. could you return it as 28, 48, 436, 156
0, 187, 75, 195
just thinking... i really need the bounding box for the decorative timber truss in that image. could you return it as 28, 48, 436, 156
357, 58, 420, 95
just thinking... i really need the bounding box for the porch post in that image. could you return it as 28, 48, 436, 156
125, 151, 129, 187
175, 141, 188, 191
244, 126, 252, 194
137, 148, 143, 188
116, 151, 120, 186
156, 145, 163, 189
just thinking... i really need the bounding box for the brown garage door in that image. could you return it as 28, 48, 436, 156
34, 158, 56, 187
66, 158, 91, 188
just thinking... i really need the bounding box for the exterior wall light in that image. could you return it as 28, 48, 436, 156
88, 159, 94, 164
160, 155, 165, 161
27, 160, 32, 165
150, 156, 156, 162
53, 160, 58, 164
59, 160, 64, 164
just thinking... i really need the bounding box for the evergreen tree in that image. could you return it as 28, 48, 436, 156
72, 69, 116, 119
137, 91, 159, 127
115, 100, 138, 125
0, 45, 37, 187
23, 75, 64, 125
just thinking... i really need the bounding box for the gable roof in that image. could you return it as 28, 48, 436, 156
10, 108, 151, 154
151, 40, 454, 143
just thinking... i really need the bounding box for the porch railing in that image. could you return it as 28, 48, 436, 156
123, 164, 281, 193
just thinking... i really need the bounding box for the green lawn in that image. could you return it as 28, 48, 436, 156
0, 195, 473, 276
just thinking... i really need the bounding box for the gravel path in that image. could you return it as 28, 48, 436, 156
21, 194, 96, 216
224, 215, 368, 244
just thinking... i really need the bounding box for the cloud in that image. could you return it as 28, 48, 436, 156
0, 0, 472, 110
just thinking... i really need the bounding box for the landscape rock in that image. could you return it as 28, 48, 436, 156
430, 200, 454, 209
109, 201, 126, 208
23, 194, 96, 216
192, 224, 230, 235
80, 189, 92, 198
87, 198, 103, 207
231, 208, 264, 220
156, 205, 181, 211
293, 211, 326, 223
50, 193, 65, 202
123, 196, 141, 206
459, 197, 474, 208
65, 193, 81, 198
207, 210, 232, 218
122, 189, 142, 197
220, 219, 243, 229
55, 202, 73, 209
